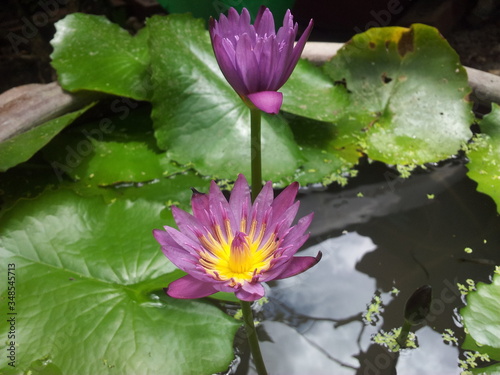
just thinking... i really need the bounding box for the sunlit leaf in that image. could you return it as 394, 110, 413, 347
324, 24, 473, 166
43, 106, 176, 186
461, 272, 500, 361
284, 113, 359, 186
51, 13, 151, 100
466, 103, 500, 213
0, 189, 239, 374
281, 59, 349, 122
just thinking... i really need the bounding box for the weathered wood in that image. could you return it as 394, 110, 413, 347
0, 82, 97, 143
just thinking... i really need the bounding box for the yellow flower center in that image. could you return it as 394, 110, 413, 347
198, 219, 278, 286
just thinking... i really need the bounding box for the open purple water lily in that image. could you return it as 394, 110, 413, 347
153, 174, 321, 301
209, 7, 313, 114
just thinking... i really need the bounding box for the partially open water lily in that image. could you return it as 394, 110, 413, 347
154, 174, 321, 301
209, 7, 313, 114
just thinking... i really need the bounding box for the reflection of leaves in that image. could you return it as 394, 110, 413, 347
0, 189, 239, 374
461, 271, 500, 362
324, 24, 473, 166
466, 103, 500, 214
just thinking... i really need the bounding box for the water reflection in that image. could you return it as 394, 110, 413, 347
233, 161, 500, 375
269, 233, 378, 320
245, 233, 382, 374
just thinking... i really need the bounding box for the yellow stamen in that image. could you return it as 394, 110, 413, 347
198, 219, 278, 286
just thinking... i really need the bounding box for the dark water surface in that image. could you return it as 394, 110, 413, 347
229, 159, 500, 375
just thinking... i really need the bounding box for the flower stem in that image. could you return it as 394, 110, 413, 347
250, 108, 262, 201
240, 300, 268, 375
396, 320, 412, 348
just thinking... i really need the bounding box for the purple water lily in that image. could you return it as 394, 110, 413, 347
209, 7, 313, 114
153, 174, 321, 301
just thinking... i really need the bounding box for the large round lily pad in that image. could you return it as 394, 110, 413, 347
324, 24, 473, 166
0, 189, 239, 375
466, 103, 500, 213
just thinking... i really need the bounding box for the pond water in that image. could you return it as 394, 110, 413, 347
224, 158, 500, 375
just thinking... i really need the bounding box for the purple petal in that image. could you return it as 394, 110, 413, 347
254, 7, 275, 37
278, 213, 314, 253
171, 206, 203, 241
207, 180, 237, 240
248, 180, 273, 235
281, 9, 294, 30
254, 37, 277, 91
191, 188, 210, 225
229, 174, 251, 225
160, 242, 204, 276
238, 8, 253, 36
274, 252, 322, 280
273, 201, 300, 239
163, 226, 203, 256
253, 179, 274, 208
270, 29, 296, 89
280, 18, 314, 87
246, 91, 283, 114
166, 274, 218, 299
271, 182, 299, 219
235, 33, 259, 94
212, 36, 248, 95
235, 282, 265, 301
227, 7, 240, 25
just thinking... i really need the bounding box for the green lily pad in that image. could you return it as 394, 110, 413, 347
281, 59, 350, 122
0, 189, 239, 374
147, 14, 302, 182
324, 24, 473, 166
43, 106, 179, 186
470, 362, 500, 375
466, 103, 500, 213
0, 104, 94, 172
51, 13, 151, 100
283, 113, 359, 186
39, 106, 211, 206
461, 271, 500, 361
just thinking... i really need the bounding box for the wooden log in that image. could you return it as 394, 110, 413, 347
0, 82, 97, 143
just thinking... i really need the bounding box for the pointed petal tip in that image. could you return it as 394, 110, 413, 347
166, 275, 218, 299
246, 91, 283, 114
273, 252, 322, 280
235, 173, 248, 185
